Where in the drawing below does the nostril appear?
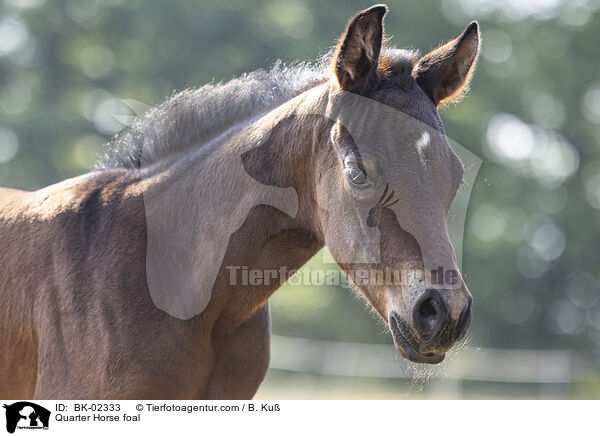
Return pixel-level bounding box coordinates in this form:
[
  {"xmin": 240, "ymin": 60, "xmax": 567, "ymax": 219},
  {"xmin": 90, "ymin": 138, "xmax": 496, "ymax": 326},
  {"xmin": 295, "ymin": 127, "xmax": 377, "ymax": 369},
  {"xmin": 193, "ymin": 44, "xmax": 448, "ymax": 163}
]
[
  {"xmin": 419, "ymin": 298, "xmax": 440, "ymax": 331},
  {"xmin": 459, "ymin": 297, "xmax": 473, "ymax": 331},
  {"xmin": 413, "ymin": 289, "xmax": 448, "ymax": 338}
]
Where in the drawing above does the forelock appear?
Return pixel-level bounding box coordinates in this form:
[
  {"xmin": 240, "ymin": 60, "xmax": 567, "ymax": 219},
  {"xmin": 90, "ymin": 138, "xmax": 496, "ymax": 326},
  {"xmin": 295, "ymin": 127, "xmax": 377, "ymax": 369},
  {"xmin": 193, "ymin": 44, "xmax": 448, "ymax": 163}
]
[{"xmin": 378, "ymin": 48, "xmax": 420, "ymax": 90}]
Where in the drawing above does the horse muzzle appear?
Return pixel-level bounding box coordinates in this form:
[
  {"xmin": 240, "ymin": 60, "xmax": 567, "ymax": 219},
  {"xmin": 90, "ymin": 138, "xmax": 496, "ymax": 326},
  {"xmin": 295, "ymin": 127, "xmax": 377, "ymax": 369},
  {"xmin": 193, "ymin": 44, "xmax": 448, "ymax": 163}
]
[{"xmin": 388, "ymin": 289, "xmax": 473, "ymax": 364}]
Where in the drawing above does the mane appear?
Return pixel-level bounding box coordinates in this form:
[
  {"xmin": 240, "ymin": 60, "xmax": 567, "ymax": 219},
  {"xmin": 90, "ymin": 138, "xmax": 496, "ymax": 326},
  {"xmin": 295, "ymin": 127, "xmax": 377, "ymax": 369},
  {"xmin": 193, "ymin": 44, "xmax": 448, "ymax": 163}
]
[
  {"xmin": 95, "ymin": 48, "xmax": 418, "ymax": 170},
  {"xmin": 96, "ymin": 58, "xmax": 329, "ymax": 170}
]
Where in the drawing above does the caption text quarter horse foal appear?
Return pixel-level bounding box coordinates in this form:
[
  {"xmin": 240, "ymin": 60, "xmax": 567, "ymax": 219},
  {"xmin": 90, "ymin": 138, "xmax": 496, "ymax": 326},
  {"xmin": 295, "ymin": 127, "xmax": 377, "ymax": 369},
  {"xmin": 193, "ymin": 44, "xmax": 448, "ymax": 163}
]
[{"xmin": 0, "ymin": 5, "xmax": 480, "ymax": 399}]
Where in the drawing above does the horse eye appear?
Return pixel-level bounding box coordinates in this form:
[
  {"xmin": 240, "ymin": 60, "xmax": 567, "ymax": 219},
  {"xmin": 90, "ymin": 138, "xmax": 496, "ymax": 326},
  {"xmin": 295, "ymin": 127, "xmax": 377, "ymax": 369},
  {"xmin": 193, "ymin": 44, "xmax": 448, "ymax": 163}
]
[{"xmin": 344, "ymin": 161, "xmax": 369, "ymax": 188}]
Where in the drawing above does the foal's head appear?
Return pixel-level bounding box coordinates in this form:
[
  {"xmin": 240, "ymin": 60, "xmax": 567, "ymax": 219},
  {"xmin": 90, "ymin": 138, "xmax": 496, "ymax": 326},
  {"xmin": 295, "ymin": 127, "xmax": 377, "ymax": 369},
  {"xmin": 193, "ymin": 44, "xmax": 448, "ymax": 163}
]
[{"xmin": 314, "ymin": 5, "xmax": 480, "ymax": 363}]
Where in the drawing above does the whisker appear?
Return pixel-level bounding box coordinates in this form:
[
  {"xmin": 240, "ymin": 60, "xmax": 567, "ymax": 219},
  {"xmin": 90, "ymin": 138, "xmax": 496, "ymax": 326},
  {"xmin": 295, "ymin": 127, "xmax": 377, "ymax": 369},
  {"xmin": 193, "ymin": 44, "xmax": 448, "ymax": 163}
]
[
  {"xmin": 384, "ymin": 198, "xmax": 399, "ymax": 208},
  {"xmin": 383, "ymin": 189, "xmax": 395, "ymax": 205},
  {"xmin": 375, "ymin": 184, "xmax": 389, "ymax": 208}
]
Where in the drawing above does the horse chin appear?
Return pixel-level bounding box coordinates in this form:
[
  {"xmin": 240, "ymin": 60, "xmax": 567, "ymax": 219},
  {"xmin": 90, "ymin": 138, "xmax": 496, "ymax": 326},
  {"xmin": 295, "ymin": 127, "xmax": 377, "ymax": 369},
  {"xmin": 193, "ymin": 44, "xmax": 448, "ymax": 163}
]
[{"xmin": 389, "ymin": 313, "xmax": 445, "ymax": 364}]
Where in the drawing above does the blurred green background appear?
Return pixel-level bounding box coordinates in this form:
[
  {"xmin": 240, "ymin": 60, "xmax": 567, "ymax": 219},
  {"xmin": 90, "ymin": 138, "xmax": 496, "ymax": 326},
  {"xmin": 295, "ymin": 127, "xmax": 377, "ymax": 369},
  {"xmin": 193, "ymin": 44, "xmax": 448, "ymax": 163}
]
[{"xmin": 1, "ymin": 0, "xmax": 599, "ymax": 398}]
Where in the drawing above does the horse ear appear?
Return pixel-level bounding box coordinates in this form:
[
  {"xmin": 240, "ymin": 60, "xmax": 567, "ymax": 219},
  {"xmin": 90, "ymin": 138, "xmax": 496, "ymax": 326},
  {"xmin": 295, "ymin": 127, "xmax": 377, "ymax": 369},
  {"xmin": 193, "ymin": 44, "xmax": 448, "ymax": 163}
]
[
  {"xmin": 413, "ymin": 21, "xmax": 481, "ymax": 107},
  {"xmin": 333, "ymin": 4, "xmax": 387, "ymax": 93}
]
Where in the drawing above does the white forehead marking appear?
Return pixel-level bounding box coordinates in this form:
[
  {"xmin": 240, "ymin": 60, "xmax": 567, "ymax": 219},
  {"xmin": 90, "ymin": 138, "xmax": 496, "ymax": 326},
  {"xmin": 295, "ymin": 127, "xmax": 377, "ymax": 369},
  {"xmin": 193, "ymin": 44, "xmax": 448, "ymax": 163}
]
[
  {"xmin": 415, "ymin": 131, "xmax": 433, "ymax": 167},
  {"xmin": 416, "ymin": 131, "xmax": 431, "ymax": 151}
]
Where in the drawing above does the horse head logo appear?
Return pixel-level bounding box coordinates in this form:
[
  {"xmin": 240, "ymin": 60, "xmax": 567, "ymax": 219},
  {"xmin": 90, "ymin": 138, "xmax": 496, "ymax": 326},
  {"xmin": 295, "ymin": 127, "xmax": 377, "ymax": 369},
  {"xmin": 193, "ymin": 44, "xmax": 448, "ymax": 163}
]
[{"xmin": 3, "ymin": 402, "xmax": 50, "ymax": 434}]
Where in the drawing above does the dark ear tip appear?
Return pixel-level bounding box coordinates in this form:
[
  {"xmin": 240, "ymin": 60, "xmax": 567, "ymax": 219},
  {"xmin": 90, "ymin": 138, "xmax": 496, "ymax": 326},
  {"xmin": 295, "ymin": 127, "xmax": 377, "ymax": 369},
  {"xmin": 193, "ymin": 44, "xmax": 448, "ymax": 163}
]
[
  {"xmin": 464, "ymin": 21, "xmax": 480, "ymax": 37},
  {"xmin": 360, "ymin": 4, "xmax": 388, "ymax": 19}
]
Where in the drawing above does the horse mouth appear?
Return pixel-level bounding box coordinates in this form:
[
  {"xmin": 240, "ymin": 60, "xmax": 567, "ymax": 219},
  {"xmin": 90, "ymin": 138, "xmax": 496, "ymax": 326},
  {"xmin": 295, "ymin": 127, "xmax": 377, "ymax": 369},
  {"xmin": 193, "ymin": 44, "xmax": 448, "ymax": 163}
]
[{"xmin": 389, "ymin": 313, "xmax": 445, "ymax": 364}]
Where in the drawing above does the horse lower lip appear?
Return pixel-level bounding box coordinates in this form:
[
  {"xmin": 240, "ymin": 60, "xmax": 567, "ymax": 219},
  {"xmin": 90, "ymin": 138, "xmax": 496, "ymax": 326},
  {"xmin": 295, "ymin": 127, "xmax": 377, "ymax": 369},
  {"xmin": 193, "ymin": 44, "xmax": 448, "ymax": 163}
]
[{"xmin": 389, "ymin": 315, "xmax": 445, "ymax": 364}]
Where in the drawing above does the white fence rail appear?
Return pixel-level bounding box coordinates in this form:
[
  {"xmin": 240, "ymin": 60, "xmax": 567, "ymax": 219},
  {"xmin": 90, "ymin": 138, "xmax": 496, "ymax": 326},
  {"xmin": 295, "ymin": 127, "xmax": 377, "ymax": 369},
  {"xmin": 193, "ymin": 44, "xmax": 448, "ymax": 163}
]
[{"xmin": 269, "ymin": 335, "xmax": 579, "ymax": 397}]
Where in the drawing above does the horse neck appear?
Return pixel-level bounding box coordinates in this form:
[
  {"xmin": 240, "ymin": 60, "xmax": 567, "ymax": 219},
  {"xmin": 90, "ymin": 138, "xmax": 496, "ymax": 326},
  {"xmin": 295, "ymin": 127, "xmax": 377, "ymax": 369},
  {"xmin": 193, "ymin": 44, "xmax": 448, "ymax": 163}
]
[{"xmin": 139, "ymin": 83, "xmax": 330, "ymax": 324}]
